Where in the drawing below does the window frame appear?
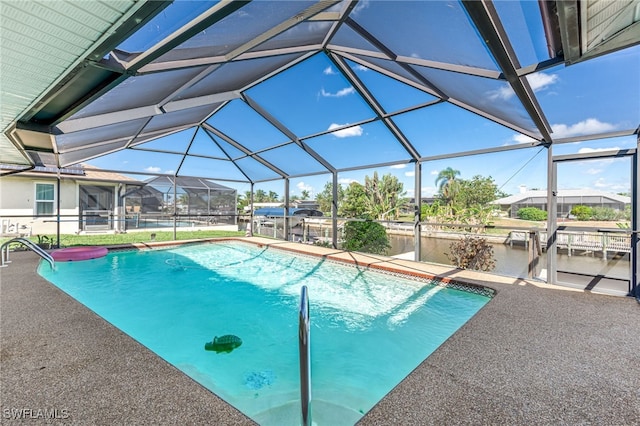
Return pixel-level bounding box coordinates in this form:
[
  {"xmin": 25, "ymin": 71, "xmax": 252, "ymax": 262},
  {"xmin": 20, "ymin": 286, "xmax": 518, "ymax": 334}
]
[{"xmin": 34, "ymin": 182, "xmax": 56, "ymax": 216}]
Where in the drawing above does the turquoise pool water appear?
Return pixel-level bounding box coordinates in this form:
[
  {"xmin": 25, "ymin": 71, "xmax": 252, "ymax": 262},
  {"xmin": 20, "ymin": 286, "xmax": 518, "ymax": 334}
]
[{"xmin": 39, "ymin": 242, "xmax": 491, "ymax": 425}]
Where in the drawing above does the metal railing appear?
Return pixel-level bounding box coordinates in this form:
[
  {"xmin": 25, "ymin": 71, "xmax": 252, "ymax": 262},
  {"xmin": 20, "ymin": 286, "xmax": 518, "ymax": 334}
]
[
  {"xmin": 299, "ymin": 285, "xmax": 311, "ymax": 426},
  {"xmin": 539, "ymin": 230, "xmax": 632, "ymax": 255},
  {"xmin": 1, "ymin": 237, "xmax": 55, "ymax": 270}
]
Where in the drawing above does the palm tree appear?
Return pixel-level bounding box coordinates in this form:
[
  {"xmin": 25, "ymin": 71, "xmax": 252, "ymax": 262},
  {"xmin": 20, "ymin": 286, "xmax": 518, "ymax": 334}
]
[
  {"xmin": 237, "ymin": 191, "xmax": 253, "ymax": 212},
  {"xmin": 363, "ymin": 172, "xmax": 406, "ymax": 220},
  {"xmin": 267, "ymin": 191, "xmax": 279, "ymax": 202},
  {"xmin": 254, "ymin": 189, "xmax": 267, "ymax": 202},
  {"xmin": 435, "ymin": 167, "xmax": 460, "ymax": 207}
]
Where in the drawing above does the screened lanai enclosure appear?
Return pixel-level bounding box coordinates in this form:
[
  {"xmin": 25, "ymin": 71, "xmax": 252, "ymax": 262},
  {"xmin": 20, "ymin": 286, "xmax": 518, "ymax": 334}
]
[
  {"xmin": 123, "ymin": 176, "xmax": 237, "ymax": 230},
  {"xmin": 0, "ymin": 0, "xmax": 638, "ymax": 297}
]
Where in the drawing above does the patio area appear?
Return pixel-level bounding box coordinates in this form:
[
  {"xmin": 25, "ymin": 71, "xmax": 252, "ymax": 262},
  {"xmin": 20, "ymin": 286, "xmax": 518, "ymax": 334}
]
[{"xmin": 2, "ymin": 239, "xmax": 639, "ymax": 424}]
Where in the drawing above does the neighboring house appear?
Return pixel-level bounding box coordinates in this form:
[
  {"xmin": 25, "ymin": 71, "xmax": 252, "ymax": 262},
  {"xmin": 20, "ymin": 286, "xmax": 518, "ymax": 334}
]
[
  {"xmin": 0, "ymin": 164, "xmax": 141, "ymax": 236},
  {"xmin": 251, "ymin": 202, "xmax": 283, "ymax": 209},
  {"xmin": 291, "ymin": 200, "xmax": 319, "ymax": 210},
  {"xmin": 122, "ymin": 176, "xmax": 238, "ymax": 227},
  {"xmin": 492, "ymin": 189, "xmax": 631, "ymax": 218}
]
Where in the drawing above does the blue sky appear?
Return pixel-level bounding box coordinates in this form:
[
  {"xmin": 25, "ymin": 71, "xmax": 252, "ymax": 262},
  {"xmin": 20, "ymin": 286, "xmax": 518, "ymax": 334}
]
[{"xmin": 87, "ymin": 2, "xmax": 639, "ymax": 202}]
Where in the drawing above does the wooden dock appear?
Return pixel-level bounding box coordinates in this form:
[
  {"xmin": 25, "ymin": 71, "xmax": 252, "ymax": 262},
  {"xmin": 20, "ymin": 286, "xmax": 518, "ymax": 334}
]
[{"xmin": 531, "ymin": 231, "xmax": 631, "ymax": 256}]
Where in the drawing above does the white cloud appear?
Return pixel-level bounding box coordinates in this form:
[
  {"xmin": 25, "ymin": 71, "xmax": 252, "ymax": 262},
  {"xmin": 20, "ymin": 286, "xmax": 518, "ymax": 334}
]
[
  {"xmin": 421, "ymin": 186, "xmax": 437, "ymax": 196},
  {"xmin": 328, "ymin": 123, "xmax": 364, "ymax": 138},
  {"xmin": 405, "ymin": 171, "xmax": 415, "ymax": 177},
  {"xmin": 390, "ymin": 164, "xmax": 407, "ymax": 169},
  {"xmin": 338, "ymin": 178, "xmax": 358, "ymax": 185},
  {"xmin": 353, "ymin": 64, "xmax": 368, "ymax": 72},
  {"xmin": 576, "ymin": 173, "xmax": 628, "ymax": 192},
  {"xmin": 488, "ymin": 85, "xmax": 516, "ymax": 101},
  {"xmin": 511, "ymin": 133, "xmax": 537, "ymax": 144},
  {"xmin": 430, "ymin": 170, "xmax": 439, "ymax": 175},
  {"xmin": 593, "ymin": 178, "xmax": 609, "ymax": 188},
  {"xmin": 296, "ymin": 181, "xmax": 312, "ymax": 192},
  {"xmin": 577, "ymin": 146, "xmax": 622, "ymax": 154},
  {"xmin": 551, "ymin": 118, "xmax": 616, "ymax": 138},
  {"xmin": 510, "ymin": 119, "xmax": 618, "ymax": 144},
  {"xmin": 488, "ymin": 71, "xmax": 558, "ymax": 101},
  {"xmin": 320, "ymin": 87, "xmax": 355, "ymax": 97},
  {"xmin": 352, "ymin": 0, "xmax": 370, "ymax": 15},
  {"xmin": 573, "ymin": 147, "xmax": 624, "ymax": 167},
  {"xmin": 528, "ymin": 72, "xmax": 559, "ymax": 92},
  {"xmin": 144, "ymin": 166, "xmax": 161, "ymax": 173},
  {"xmin": 165, "ymin": 170, "xmax": 175, "ymax": 175},
  {"xmin": 586, "ymin": 168, "xmax": 603, "ymax": 175},
  {"xmin": 323, "ymin": 66, "xmax": 337, "ymax": 75}
]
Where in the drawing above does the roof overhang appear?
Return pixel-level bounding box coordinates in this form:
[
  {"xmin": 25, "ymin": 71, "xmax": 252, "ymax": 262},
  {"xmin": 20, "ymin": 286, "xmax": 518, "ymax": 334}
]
[
  {"xmin": 0, "ymin": 0, "xmax": 169, "ymax": 166},
  {"xmin": 558, "ymin": 0, "xmax": 640, "ymax": 64}
]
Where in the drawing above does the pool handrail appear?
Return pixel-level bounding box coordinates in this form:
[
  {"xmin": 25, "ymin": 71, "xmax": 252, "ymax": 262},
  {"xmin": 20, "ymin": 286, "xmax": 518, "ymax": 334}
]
[
  {"xmin": 1, "ymin": 237, "xmax": 55, "ymax": 270},
  {"xmin": 299, "ymin": 285, "xmax": 311, "ymax": 426}
]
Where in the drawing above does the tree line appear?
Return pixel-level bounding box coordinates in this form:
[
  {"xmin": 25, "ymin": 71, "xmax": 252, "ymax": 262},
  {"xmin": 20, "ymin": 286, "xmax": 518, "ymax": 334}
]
[
  {"xmin": 240, "ymin": 168, "xmax": 507, "ymax": 264},
  {"xmin": 316, "ymin": 168, "xmax": 506, "ymax": 223},
  {"xmin": 239, "ymin": 168, "xmax": 507, "ymax": 223}
]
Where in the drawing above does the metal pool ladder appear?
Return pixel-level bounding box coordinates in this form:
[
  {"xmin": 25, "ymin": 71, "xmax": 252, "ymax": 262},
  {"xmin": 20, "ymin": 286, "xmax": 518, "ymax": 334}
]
[
  {"xmin": 1, "ymin": 237, "xmax": 55, "ymax": 270},
  {"xmin": 299, "ymin": 285, "xmax": 311, "ymax": 426}
]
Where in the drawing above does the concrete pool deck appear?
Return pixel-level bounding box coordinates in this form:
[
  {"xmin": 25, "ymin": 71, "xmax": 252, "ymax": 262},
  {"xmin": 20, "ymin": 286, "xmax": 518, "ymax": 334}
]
[{"xmin": 1, "ymin": 237, "xmax": 639, "ymax": 424}]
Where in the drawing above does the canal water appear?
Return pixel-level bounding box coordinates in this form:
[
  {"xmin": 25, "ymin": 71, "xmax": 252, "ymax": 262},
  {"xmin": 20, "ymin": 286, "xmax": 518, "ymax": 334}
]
[
  {"xmin": 254, "ymin": 222, "xmax": 630, "ymax": 293},
  {"xmin": 387, "ymin": 234, "xmax": 630, "ymax": 283}
]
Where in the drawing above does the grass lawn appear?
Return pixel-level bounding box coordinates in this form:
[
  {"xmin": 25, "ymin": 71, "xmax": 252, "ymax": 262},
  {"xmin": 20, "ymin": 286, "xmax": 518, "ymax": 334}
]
[
  {"xmin": 2, "ymin": 230, "xmax": 245, "ymax": 248},
  {"xmin": 483, "ymin": 217, "xmax": 545, "ymax": 235}
]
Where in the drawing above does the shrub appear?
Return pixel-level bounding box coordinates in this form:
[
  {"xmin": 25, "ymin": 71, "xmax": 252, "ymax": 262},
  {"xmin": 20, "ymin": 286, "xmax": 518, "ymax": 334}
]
[
  {"xmin": 342, "ymin": 220, "xmax": 390, "ymax": 255},
  {"xmin": 570, "ymin": 205, "xmax": 592, "ymax": 221},
  {"xmin": 516, "ymin": 207, "xmax": 547, "ymax": 221},
  {"xmin": 591, "ymin": 207, "xmax": 620, "ymax": 221},
  {"xmin": 446, "ymin": 235, "xmax": 496, "ymax": 272}
]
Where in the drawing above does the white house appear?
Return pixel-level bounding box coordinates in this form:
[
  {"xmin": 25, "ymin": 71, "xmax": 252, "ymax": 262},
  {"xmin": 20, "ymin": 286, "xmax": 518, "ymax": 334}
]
[
  {"xmin": 492, "ymin": 188, "xmax": 631, "ymax": 219},
  {"xmin": 0, "ymin": 164, "xmax": 141, "ymax": 236}
]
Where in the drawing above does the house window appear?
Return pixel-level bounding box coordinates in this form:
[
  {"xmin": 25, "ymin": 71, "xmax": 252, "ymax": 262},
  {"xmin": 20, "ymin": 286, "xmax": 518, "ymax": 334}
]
[{"xmin": 35, "ymin": 183, "xmax": 55, "ymax": 215}]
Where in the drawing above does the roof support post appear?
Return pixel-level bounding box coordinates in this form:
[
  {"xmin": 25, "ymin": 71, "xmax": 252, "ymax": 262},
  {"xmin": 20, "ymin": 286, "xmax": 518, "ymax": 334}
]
[
  {"xmin": 119, "ymin": 183, "xmax": 128, "ymax": 234},
  {"xmin": 332, "ymin": 172, "xmax": 338, "ymax": 249},
  {"xmin": 173, "ymin": 176, "xmax": 177, "ymax": 241},
  {"xmin": 414, "ymin": 161, "xmax": 422, "ymax": 262},
  {"xmin": 631, "ymin": 142, "xmax": 639, "ymax": 298},
  {"xmin": 284, "ymin": 178, "xmax": 290, "ymax": 242},
  {"xmin": 247, "ymin": 183, "xmax": 255, "ymax": 237},
  {"xmin": 234, "ymin": 190, "xmax": 238, "ymax": 227},
  {"xmin": 546, "ymin": 145, "xmax": 557, "ymax": 284}
]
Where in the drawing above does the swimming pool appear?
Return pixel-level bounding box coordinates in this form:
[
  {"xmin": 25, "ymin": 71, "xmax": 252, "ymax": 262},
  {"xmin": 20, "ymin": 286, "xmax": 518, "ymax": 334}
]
[{"xmin": 39, "ymin": 241, "xmax": 492, "ymax": 425}]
